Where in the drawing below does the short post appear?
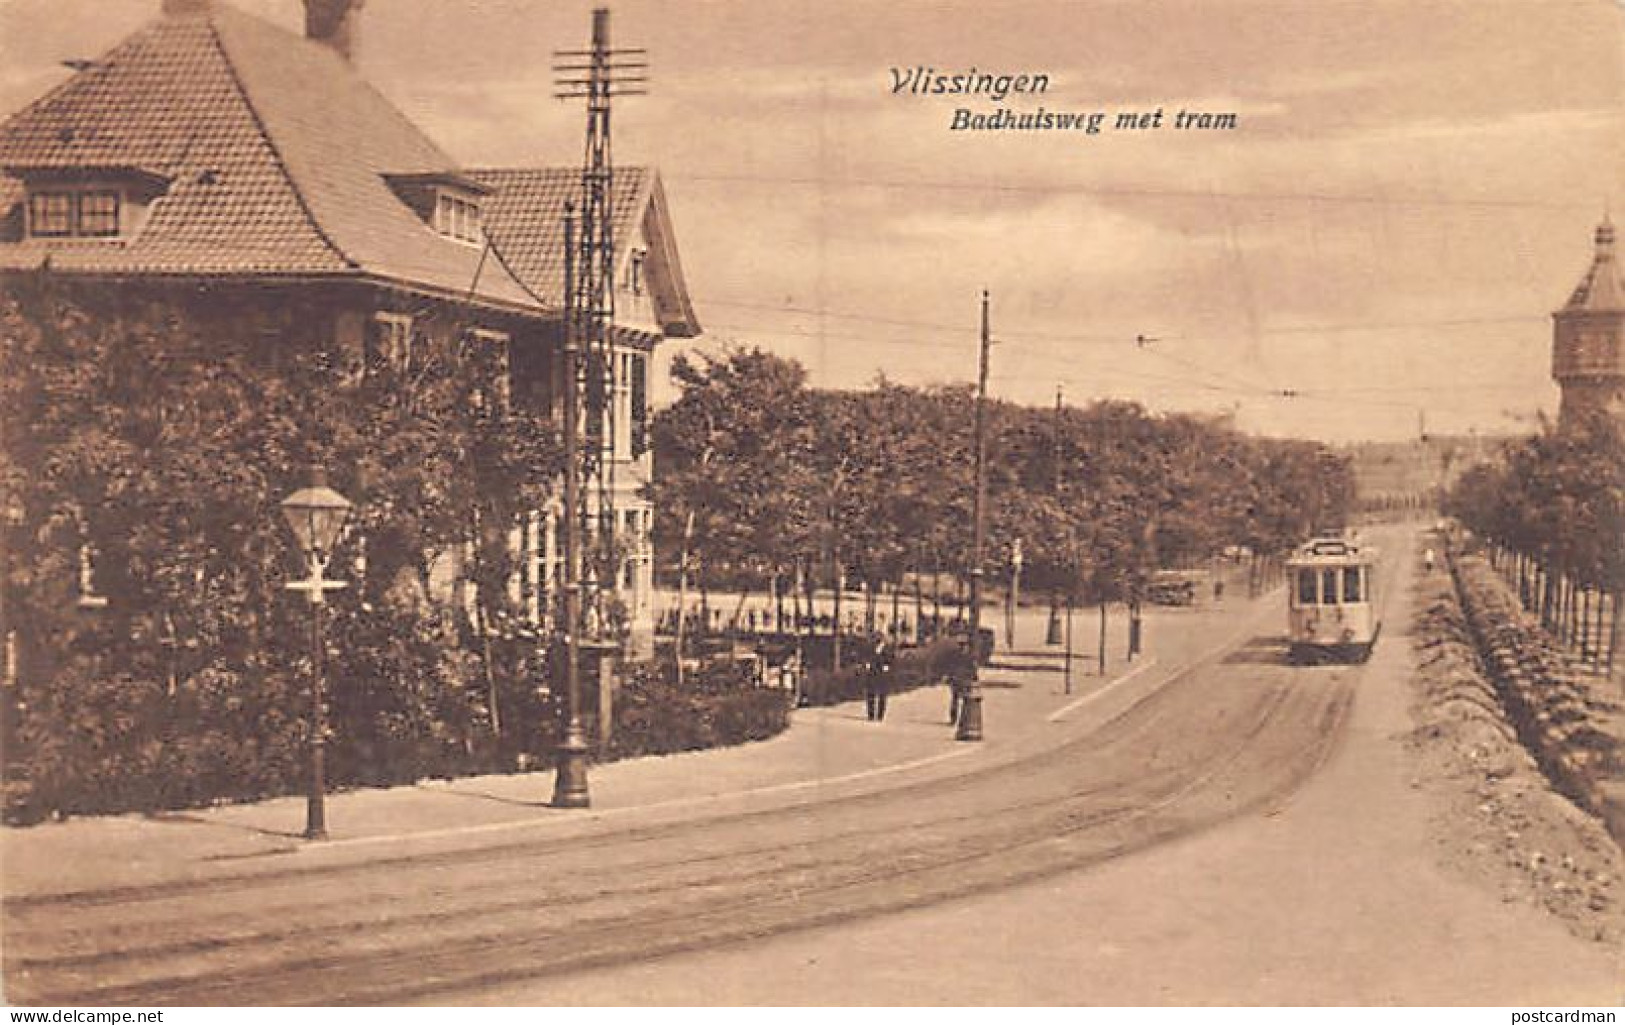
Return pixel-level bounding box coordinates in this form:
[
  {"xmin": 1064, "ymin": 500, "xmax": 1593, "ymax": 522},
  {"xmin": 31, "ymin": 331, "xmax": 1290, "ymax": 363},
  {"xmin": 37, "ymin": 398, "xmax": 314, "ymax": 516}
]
[{"xmin": 1063, "ymin": 594, "xmax": 1073, "ymax": 695}]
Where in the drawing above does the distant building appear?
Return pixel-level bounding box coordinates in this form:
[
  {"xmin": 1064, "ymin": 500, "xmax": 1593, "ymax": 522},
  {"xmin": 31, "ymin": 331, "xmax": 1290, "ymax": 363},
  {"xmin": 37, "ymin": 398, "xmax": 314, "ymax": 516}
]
[{"xmin": 1552, "ymin": 217, "xmax": 1625, "ymax": 428}]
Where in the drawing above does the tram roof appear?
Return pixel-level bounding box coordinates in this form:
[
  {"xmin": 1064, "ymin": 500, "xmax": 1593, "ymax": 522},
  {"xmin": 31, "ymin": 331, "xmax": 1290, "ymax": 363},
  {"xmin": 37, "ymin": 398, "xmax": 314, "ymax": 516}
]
[{"xmin": 1286, "ymin": 537, "xmax": 1377, "ymax": 566}]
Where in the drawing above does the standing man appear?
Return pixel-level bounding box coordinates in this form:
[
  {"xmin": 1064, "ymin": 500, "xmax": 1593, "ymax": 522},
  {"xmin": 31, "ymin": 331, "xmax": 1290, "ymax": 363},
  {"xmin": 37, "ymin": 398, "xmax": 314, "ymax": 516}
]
[{"xmin": 865, "ymin": 636, "xmax": 894, "ymax": 722}]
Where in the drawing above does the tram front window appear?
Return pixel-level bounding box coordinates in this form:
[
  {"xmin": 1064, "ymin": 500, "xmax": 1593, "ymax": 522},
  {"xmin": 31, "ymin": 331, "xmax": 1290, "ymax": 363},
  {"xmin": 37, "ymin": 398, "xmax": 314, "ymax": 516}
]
[
  {"xmin": 1297, "ymin": 569, "xmax": 1318, "ymax": 605},
  {"xmin": 1321, "ymin": 568, "xmax": 1340, "ymax": 605},
  {"xmin": 1343, "ymin": 567, "xmax": 1362, "ymax": 603}
]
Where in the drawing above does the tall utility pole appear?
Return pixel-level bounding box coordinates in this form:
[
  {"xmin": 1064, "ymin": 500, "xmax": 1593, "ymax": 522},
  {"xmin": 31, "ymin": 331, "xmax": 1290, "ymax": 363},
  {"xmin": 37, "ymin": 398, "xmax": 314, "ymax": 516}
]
[
  {"xmin": 957, "ymin": 290, "xmax": 991, "ymax": 742},
  {"xmin": 1057, "ymin": 384, "xmax": 1073, "ymax": 695},
  {"xmin": 550, "ymin": 8, "xmax": 646, "ymax": 809},
  {"xmin": 554, "ymin": 8, "xmax": 647, "ymax": 636},
  {"xmin": 1046, "ymin": 384, "xmax": 1064, "ymax": 646}
]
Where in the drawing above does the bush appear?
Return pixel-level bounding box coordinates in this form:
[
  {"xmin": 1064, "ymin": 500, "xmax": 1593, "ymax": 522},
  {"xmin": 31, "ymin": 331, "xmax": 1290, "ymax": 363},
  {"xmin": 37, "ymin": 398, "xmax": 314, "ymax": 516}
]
[
  {"xmin": 606, "ymin": 658, "xmax": 792, "ymax": 761},
  {"xmin": 800, "ymin": 637, "xmax": 967, "ymax": 707}
]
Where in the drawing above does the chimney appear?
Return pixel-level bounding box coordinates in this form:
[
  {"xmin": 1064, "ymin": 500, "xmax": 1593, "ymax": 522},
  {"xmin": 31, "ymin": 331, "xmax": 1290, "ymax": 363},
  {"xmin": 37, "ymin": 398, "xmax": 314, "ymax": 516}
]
[
  {"xmin": 303, "ymin": 0, "xmax": 365, "ymax": 61},
  {"xmin": 162, "ymin": 0, "xmax": 212, "ymax": 15}
]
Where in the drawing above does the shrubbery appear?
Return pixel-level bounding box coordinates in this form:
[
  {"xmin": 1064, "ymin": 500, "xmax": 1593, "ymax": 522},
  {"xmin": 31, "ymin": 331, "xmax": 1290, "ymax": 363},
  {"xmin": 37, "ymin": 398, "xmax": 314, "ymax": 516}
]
[
  {"xmin": 605, "ymin": 658, "xmax": 792, "ymax": 761},
  {"xmin": 799, "ymin": 637, "xmax": 967, "ymax": 707},
  {"xmin": 1, "ymin": 280, "xmax": 566, "ymax": 823}
]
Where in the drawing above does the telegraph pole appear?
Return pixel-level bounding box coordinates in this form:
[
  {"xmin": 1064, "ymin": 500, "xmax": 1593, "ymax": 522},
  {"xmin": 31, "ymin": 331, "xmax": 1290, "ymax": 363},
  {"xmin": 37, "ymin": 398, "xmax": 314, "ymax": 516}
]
[
  {"xmin": 1057, "ymin": 385, "xmax": 1073, "ymax": 694},
  {"xmin": 553, "ymin": 7, "xmax": 647, "ymax": 638},
  {"xmin": 957, "ymin": 290, "xmax": 991, "ymax": 742},
  {"xmin": 1046, "ymin": 384, "xmax": 1064, "ymax": 646}
]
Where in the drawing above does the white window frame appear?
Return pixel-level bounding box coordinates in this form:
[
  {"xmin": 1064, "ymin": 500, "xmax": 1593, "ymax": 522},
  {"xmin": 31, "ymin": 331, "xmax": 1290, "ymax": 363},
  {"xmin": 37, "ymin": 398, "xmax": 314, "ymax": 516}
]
[
  {"xmin": 613, "ymin": 349, "xmax": 634, "ymax": 457},
  {"xmin": 371, "ymin": 312, "xmax": 414, "ymax": 373},
  {"xmin": 626, "ymin": 248, "xmax": 646, "ymax": 295},
  {"xmin": 433, "ymin": 191, "xmax": 482, "ymax": 245}
]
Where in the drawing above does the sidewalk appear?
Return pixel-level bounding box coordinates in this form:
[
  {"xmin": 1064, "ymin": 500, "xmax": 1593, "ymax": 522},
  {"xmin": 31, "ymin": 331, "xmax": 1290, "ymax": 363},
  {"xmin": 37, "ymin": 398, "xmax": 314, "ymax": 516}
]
[{"xmin": 1, "ymin": 593, "xmax": 1277, "ymax": 903}]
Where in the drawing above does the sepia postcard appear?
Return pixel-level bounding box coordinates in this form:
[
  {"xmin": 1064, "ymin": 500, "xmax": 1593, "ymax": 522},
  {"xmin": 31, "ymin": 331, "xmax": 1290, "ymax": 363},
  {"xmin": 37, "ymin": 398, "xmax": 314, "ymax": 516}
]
[{"xmin": 0, "ymin": 0, "xmax": 1621, "ymax": 1009}]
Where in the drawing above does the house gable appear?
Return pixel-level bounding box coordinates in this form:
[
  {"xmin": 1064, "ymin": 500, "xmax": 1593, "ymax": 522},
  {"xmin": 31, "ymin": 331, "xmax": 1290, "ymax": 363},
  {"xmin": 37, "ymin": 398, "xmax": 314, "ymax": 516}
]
[{"xmin": 470, "ymin": 166, "xmax": 701, "ymax": 339}]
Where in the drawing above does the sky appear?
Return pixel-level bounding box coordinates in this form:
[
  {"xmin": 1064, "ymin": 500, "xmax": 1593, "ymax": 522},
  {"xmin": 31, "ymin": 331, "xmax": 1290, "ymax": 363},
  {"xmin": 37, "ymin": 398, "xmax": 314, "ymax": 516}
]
[{"xmin": 2, "ymin": 0, "xmax": 1622, "ymax": 442}]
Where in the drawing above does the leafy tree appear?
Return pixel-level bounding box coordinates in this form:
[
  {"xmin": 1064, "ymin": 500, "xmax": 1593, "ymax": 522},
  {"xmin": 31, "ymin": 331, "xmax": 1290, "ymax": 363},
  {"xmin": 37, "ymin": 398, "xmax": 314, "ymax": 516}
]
[{"xmin": 1, "ymin": 273, "xmax": 564, "ymax": 817}]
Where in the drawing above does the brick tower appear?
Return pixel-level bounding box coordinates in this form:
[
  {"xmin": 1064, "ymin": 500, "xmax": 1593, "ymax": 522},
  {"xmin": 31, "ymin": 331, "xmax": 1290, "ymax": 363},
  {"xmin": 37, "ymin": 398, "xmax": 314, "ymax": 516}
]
[{"xmin": 1552, "ymin": 217, "xmax": 1625, "ymax": 428}]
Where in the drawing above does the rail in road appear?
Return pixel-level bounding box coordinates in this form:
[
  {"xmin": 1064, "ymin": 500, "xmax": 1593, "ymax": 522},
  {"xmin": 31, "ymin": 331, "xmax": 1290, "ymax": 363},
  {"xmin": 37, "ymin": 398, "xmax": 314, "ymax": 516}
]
[{"xmin": 3, "ymin": 539, "xmax": 1409, "ymax": 1005}]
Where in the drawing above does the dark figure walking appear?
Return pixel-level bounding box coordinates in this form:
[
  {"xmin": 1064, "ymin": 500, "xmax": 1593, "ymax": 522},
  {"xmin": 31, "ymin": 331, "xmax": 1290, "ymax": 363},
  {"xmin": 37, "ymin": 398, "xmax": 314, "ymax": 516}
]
[{"xmin": 865, "ymin": 637, "xmax": 894, "ymax": 721}]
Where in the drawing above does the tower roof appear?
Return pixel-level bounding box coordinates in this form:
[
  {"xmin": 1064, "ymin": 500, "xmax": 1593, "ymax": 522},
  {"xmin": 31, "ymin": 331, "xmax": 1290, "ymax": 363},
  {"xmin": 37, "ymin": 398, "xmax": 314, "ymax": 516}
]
[{"xmin": 1562, "ymin": 216, "xmax": 1625, "ymax": 312}]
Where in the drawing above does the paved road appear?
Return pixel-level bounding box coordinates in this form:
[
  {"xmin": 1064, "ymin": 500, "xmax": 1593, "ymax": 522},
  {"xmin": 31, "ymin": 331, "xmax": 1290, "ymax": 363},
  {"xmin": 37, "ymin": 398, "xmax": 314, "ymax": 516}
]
[{"xmin": 4, "ymin": 559, "xmax": 1360, "ymax": 1005}]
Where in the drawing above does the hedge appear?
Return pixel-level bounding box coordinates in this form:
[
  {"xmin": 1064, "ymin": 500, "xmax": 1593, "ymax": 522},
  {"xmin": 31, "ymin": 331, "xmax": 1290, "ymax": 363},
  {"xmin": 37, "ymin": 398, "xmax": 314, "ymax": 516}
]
[
  {"xmin": 799, "ymin": 637, "xmax": 969, "ymax": 707},
  {"xmin": 604, "ymin": 657, "xmax": 793, "ymax": 761},
  {"xmin": 6, "ymin": 633, "xmax": 794, "ymax": 824}
]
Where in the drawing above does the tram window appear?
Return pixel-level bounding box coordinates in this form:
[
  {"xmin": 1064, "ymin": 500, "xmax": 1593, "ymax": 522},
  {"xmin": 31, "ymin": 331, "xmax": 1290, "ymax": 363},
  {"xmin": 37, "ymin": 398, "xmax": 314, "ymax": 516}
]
[
  {"xmin": 1321, "ymin": 568, "xmax": 1340, "ymax": 605},
  {"xmin": 1343, "ymin": 567, "xmax": 1362, "ymax": 603},
  {"xmin": 1297, "ymin": 569, "xmax": 1318, "ymax": 605}
]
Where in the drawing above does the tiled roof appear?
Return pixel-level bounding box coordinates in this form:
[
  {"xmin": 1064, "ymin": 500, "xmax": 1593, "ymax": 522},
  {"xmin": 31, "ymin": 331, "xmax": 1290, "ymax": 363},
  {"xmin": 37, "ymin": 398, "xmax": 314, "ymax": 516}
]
[
  {"xmin": 1564, "ymin": 218, "xmax": 1624, "ymax": 312},
  {"xmin": 470, "ymin": 166, "xmax": 651, "ymax": 307},
  {"xmin": 0, "ymin": 3, "xmax": 534, "ymax": 309},
  {"xmin": 0, "ymin": 12, "xmax": 341, "ymax": 275},
  {"xmin": 473, "ymin": 167, "xmax": 699, "ymax": 335}
]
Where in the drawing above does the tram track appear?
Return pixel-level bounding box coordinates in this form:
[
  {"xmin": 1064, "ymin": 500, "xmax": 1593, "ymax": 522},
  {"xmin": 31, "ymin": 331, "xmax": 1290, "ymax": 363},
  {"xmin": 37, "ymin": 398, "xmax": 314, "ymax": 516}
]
[{"xmin": 5, "ymin": 649, "xmax": 1356, "ymax": 1005}]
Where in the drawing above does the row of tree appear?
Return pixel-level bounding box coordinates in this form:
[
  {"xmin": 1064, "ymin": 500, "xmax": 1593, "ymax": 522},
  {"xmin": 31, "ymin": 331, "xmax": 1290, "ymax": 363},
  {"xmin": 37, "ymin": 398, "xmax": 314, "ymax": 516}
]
[
  {"xmin": 1444, "ymin": 413, "xmax": 1624, "ymax": 666},
  {"xmin": 1446, "ymin": 413, "xmax": 1624, "ymax": 591},
  {"xmin": 0, "ymin": 278, "xmax": 1356, "ymax": 816},
  {"xmin": 648, "ymin": 348, "xmax": 1356, "ymax": 628}
]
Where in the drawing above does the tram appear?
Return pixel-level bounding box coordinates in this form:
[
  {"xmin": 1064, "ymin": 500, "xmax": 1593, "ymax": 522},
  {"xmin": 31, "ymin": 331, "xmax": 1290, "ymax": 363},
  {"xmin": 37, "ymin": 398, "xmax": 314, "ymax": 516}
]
[{"xmin": 1286, "ymin": 535, "xmax": 1380, "ymax": 664}]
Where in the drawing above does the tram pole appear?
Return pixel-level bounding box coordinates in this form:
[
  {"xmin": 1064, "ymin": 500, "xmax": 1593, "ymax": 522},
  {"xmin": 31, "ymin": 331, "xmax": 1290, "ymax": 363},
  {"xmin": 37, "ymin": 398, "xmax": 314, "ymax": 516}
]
[{"xmin": 956, "ymin": 290, "xmax": 991, "ymax": 742}]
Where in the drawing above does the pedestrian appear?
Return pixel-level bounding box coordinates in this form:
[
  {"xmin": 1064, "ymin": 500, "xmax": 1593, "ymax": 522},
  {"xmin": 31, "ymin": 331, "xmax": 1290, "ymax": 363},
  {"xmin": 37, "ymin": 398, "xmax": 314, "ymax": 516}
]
[
  {"xmin": 945, "ymin": 643, "xmax": 973, "ymax": 725},
  {"xmin": 1424, "ymin": 547, "xmax": 1436, "ymax": 573},
  {"xmin": 865, "ymin": 636, "xmax": 894, "ymax": 722}
]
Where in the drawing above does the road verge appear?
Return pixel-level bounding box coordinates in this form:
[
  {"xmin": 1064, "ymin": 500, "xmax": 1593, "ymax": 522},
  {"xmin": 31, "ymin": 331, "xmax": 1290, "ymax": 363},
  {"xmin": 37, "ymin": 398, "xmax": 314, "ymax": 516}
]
[{"xmin": 1409, "ymin": 546, "xmax": 1624, "ymax": 944}]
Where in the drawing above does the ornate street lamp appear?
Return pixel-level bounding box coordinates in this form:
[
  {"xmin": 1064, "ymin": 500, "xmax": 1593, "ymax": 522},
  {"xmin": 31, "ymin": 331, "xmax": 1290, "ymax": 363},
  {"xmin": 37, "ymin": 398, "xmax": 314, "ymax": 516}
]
[
  {"xmin": 552, "ymin": 203, "xmax": 591, "ymax": 808},
  {"xmin": 281, "ymin": 470, "xmax": 352, "ymax": 840}
]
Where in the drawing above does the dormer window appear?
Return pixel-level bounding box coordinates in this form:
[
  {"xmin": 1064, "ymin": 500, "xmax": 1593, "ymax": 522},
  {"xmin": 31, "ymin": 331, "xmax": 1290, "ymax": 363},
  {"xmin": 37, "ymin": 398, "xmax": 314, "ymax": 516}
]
[
  {"xmin": 9, "ymin": 166, "xmax": 169, "ymax": 241},
  {"xmin": 381, "ymin": 171, "xmax": 491, "ymax": 246},
  {"xmin": 434, "ymin": 192, "xmax": 482, "ymax": 244},
  {"xmin": 27, "ymin": 187, "xmax": 120, "ymax": 238}
]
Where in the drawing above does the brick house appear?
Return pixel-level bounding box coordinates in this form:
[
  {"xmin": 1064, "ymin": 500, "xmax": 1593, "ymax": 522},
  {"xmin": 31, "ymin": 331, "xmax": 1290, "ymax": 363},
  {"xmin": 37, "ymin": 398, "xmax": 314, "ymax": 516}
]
[{"xmin": 0, "ymin": 0, "xmax": 700, "ymax": 649}]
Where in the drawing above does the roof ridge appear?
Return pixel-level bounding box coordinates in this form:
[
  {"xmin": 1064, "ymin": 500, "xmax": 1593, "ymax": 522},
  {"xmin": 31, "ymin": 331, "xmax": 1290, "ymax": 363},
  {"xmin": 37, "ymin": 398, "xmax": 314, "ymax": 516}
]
[{"xmin": 204, "ymin": 7, "xmax": 355, "ymax": 270}]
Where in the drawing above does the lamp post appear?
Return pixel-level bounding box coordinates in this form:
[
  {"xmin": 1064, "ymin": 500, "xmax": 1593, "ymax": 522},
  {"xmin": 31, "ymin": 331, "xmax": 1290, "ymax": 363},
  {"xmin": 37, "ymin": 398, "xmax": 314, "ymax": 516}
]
[
  {"xmin": 281, "ymin": 470, "xmax": 352, "ymax": 841},
  {"xmin": 1005, "ymin": 538, "xmax": 1022, "ymax": 650},
  {"xmin": 552, "ymin": 202, "xmax": 591, "ymax": 809}
]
